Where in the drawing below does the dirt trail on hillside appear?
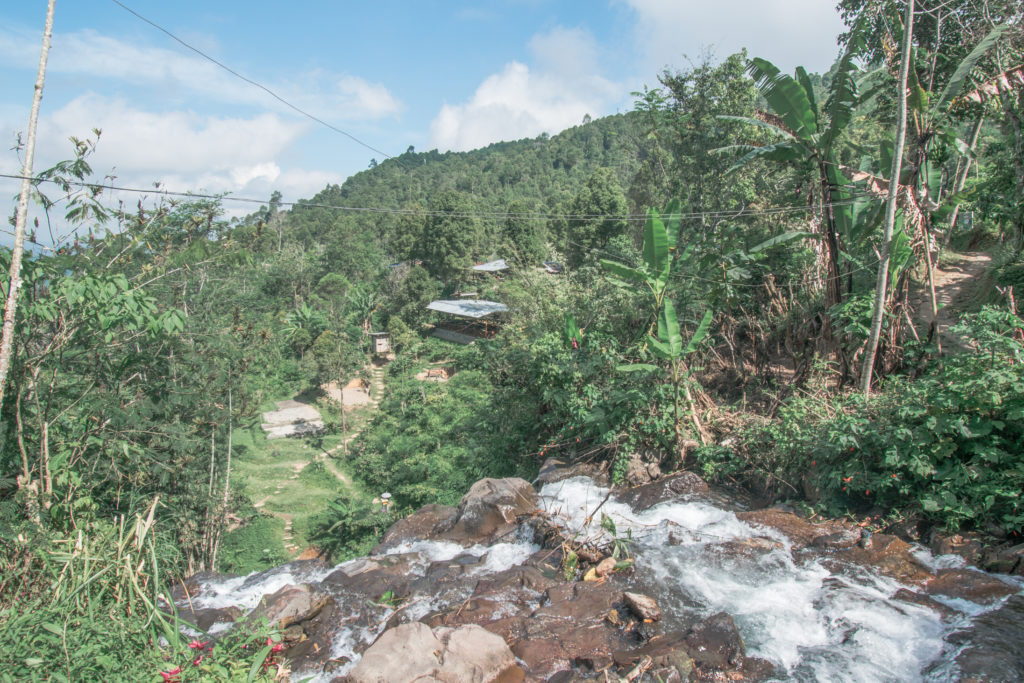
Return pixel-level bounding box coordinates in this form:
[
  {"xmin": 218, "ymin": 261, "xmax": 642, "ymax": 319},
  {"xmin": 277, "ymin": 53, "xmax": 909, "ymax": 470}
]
[{"xmin": 910, "ymin": 251, "xmax": 990, "ymax": 351}]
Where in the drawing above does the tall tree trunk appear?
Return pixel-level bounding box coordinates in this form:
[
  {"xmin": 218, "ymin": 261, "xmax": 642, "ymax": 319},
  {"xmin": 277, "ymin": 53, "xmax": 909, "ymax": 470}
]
[
  {"xmin": 943, "ymin": 115, "xmax": 984, "ymax": 245},
  {"xmin": 861, "ymin": 0, "xmax": 915, "ymax": 395},
  {"xmin": 0, "ymin": 0, "xmax": 56, "ymax": 415}
]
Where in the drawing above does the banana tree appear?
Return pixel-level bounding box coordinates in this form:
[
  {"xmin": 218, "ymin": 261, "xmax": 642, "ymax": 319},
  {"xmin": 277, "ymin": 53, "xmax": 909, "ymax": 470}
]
[
  {"xmin": 599, "ymin": 200, "xmax": 683, "ymax": 335},
  {"xmin": 715, "ymin": 30, "xmax": 866, "ymax": 308},
  {"xmin": 629, "ymin": 301, "xmax": 713, "ymax": 463}
]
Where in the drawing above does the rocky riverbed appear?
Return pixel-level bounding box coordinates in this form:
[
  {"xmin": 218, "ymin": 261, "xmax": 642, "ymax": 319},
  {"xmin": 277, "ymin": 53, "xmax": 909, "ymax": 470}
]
[{"xmin": 172, "ymin": 462, "xmax": 1024, "ymax": 682}]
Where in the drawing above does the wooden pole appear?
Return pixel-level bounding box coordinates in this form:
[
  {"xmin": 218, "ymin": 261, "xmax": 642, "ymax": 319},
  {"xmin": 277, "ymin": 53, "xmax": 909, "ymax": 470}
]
[{"xmin": 0, "ymin": 0, "xmax": 56, "ymax": 415}]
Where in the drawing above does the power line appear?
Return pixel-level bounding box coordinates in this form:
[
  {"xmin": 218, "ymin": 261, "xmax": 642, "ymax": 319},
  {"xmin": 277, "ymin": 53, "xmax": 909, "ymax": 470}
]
[
  {"xmin": 108, "ymin": 0, "xmax": 395, "ymax": 161},
  {"xmin": 0, "ymin": 172, "xmax": 881, "ymax": 224}
]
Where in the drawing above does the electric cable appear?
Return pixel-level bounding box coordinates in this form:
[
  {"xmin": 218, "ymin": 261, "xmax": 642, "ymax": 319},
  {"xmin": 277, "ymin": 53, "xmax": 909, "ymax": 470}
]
[{"xmin": 108, "ymin": 0, "xmax": 395, "ymax": 161}]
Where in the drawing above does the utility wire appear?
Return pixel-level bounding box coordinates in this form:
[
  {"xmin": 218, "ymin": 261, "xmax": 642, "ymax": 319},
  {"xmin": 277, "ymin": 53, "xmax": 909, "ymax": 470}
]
[
  {"xmin": 108, "ymin": 0, "xmax": 395, "ymax": 161},
  {"xmin": 0, "ymin": 172, "xmax": 882, "ymax": 224}
]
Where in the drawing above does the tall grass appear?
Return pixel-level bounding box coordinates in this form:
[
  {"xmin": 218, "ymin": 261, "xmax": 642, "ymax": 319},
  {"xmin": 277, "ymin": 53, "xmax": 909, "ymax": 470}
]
[{"xmin": 0, "ymin": 498, "xmax": 282, "ymax": 682}]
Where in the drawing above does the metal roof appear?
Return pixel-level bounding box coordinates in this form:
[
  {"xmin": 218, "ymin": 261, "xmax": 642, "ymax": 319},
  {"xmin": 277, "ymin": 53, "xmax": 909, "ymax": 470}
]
[
  {"xmin": 427, "ymin": 299, "xmax": 509, "ymax": 318},
  {"xmin": 472, "ymin": 259, "xmax": 508, "ymax": 272}
]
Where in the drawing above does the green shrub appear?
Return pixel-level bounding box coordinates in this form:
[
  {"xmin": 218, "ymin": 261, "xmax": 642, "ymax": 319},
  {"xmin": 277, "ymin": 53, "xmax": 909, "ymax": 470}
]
[
  {"xmin": 732, "ymin": 306, "xmax": 1024, "ymax": 534},
  {"xmin": 218, "ymin": 514, "xmax": 290, "ymax": 575},
  {"xmin": 0, "ymin": 512, "xmax": 281, "ymax": 681}
]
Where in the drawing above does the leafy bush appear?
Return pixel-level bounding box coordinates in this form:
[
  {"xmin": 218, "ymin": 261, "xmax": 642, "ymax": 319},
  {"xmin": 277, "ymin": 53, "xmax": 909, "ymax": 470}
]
[
  {"xmin": 733, "ymin": 306, "xmax": 1024, "ymax": 534},
  {"xmin": 309, "ymin": 495, "xmax": 391, "ymax": 561},
  {"xmin": 218, "ymin": 514, "xmax": 290, "ymax": 575}
]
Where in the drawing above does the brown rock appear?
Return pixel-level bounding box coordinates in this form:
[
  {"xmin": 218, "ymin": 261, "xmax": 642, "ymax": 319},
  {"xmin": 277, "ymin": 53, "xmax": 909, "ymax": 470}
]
[
  {"xmin": 737, "ymin": 508, "xmax": 845, "ymax": 550},
  {"xmin": 296, "ymin": 545, "xmax": 329, "ymax": 561},
  {"xmin": 810, "ymin": 530, "xmax": 860, "ymax": 550},
  {"xmin": 929, "ymin": 532, "xmax": 984, "ymax": 565},
  {"xmin": 623, "ymin": 592, "xmax": 661, "ymax": 621},
  {"xmin": 683, "ymin": 612, "xmax": 745, "ymax": 669},
  {"xmin": 439, "ymin": 478, "xmax": 539, "ymax": 545},
  {"xmin": 372, "ymin": 503, "xmax": 458, "ymax": 553},
  {"xmin": 348, "ymin": 622, "xmax": 516, "ymax": 683},
  {"xmin": 613, "ymin": 631, "xmax": 693, "ymax": 680},
  {"xmin": 891, "ymin": 588, "xmax": 956, "ymax": 618},
  {"xmin": 619, "ymin": 471, "xmax": 711, "ymax": 511},
  {"xmin": 924, "ymin": 568, "xmax": 1017, "ymax": 604},
  {"xmin": 828, "ymin": 534, "xmax": 934, "ymax": 585},
  {"xmin": 245, "ymin": 583, "xmax": 330, "ymax": 629},
  {"xmin": 595, "ymin": 557, "xmax": 617, "ymax": 577},
  {"xmin": 535, "ymin": 458, "xmax": 609, "ymax": 487}
]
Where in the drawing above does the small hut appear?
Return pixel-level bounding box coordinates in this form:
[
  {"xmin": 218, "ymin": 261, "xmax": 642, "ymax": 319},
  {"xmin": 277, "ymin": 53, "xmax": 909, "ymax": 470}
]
[
  {"xmin": 427, "ymin": 299, "xmax": 509, "ymax": 344},
  {"xmin": 369, "ymin": 331, "xmax": 391, "ymax": 354}
]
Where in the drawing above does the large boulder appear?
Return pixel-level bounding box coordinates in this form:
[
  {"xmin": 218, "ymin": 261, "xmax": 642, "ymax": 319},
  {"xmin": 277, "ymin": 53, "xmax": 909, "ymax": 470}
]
[
  {"xmin": 372, "ymin": 504, "xmax": 458, "ymax": 554},
  {"xmin": 439, "ymin": 478, "xmax": 538, "ymax": 545},
  {"xmin": 535, "ymin": 458, "xmax": 609, "ymax": 487},
  {"xmin": 619, "ymin": 471, "xmax": 710, "ymax": 511},
  {"xmin": 346, "ymin": 622, "xmax": 518, "ymax": 683},
  {"xmin": 245, "ymin": 583, "xmax": 330, "ymax": 629},
  {"xmin": 924, "ymin": 568, "xmax": 1017, "ymax": 604},
  {"xmin": 683, "ymin": 611, "xmax": 746, "ymax": 670}
]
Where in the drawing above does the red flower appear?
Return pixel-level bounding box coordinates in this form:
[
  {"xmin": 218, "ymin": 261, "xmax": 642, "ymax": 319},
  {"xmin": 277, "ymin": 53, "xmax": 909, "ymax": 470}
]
[
  {"xmin": 188, "ymin": 639, "xmax": 209, "ymax": 650},
  {"xmin": 159, "ymin": 666, "xmax": 182, "ymax": 682},
  {"xmin": 842, "ymin": 476, "xmax": 852, "ymax": 483},
  {"xmin": 192, "ymin": 654, "xmax": 204, "ymax": 666}
]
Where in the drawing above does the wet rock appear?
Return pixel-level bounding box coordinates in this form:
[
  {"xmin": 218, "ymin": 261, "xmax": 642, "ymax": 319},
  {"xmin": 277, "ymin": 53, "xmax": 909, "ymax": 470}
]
[
  {"xmin": 683, "ymin": 612, "xmax": 745, "ymax": 669},
  {"xmin": 613, "ymin": 631, "xmax": 693, "ymax": 680},
  {"xmin": 473, "ymin": 564, "xmax": 559, "ymax": 603},
  {"xmin": 245, "ymin": 583, "xmax": 330, "ymax": 629},
  {"xmin": 176, "ymin": 604, "xmax": 242, "ymax": 632},
  {"xmin": 924, "ymin": 568, "xmax": 1017, "ymax": 604},
  {"xmin": 347, "ymin": 622, "xmax": 516, "ymax": 683},
  {"xmin": 535, "ymin": 458, "xmax": 609, "ymax": 487},
  {"xmin": 930, "ymin": 532, "xmax": 984, "ymax": 565},
  {"xmin": 625, "ymin": 452, "xmax": 662, "ymax": 487},
  {"xmin": 980, "ymin": 542, "xmax": 1024, "ymax": 575},
  {"xmin": 811, "ymin": 529, "xmax": 860, "ymax": 550},
  {"xmin": 439, "ymin": 478, "xmax": 539, "ymax": 545},
  {"xmin": 737, "ymin": 508, "xmax": 845, "ymax": 550},
  {"xmin": 828, "ymin": 534, "xmax": 934, "ymax": 585},
  {"xmin": 322, "ymin": 553, "xmax": 418, "ymax": 599},
  {"xmin": 623, "ymin": 592, "xmax": 661, "ymax": 621},
  {"xmin": 537, "ymin": 580, "xmax": 622, "ymax": 621},
  {"xmin": 372, "ymin": 504, "xmax": 458, "ymax": 553},
  {"xmin": 892, "ymin": 588, "xmax": 956, "ymax": 619},
  {"xmin": 951, "ymin": 594, "xmax": 1024, "ymax": 682},
  {"xmin": 281, "ymin": 600, "xmax": 343, "ymax": 675},
  {"xmin": 618, "ymin": 471, "xmax": 710, "ymax": 511},
  {"xmin": 171, "ymin": 570, "xmax": 238, "ymax": 602}
]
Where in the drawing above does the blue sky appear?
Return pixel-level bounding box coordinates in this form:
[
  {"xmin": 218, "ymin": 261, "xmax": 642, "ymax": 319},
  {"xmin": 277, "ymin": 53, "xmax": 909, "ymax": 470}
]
[{"xmin": 1, "ymin": 1, "xmax": 847, "ymax": 224}]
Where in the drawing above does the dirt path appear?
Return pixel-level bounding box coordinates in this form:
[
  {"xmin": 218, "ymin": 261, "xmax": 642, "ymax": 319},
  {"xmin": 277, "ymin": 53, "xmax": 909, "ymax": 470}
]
[
  {"xmin": 249, "ymin": 362, "xmax": 388, "ymax": 557},
  {"xmin": 911, "ymin": 251, "xmax": 991, "ymax": 350}
]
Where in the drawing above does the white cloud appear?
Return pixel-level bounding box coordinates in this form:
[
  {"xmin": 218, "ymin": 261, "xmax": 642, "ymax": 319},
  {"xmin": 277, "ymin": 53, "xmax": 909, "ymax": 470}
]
[
  {"xmin": 0, "ymin": 25, "xmax": 402, "ymax": 121},
  {"xmin": 0, "ymin": 94, "xmax": 343, "ymax": 227},
  {"xmin": 429, "ymin": 27, "xmax": 621, "ymax": 152},
  {"xmin": 620, "ymin": 0, "xmax": 846, "ymax": 75}
]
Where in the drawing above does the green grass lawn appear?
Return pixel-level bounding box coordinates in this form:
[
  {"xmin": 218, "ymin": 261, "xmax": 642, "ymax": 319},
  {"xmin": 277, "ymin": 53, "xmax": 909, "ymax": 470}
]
[{"xmin": 228, "ymin": 411, "xmax": 366, "ymax": 561}]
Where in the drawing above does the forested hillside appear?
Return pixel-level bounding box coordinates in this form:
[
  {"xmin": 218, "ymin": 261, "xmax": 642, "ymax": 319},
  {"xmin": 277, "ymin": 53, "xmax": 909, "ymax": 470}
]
[{"xmin": 3, "ymin": 1, "xmax": 1024, "ymax": 679}]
